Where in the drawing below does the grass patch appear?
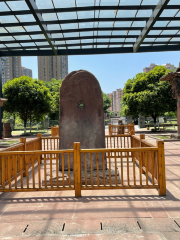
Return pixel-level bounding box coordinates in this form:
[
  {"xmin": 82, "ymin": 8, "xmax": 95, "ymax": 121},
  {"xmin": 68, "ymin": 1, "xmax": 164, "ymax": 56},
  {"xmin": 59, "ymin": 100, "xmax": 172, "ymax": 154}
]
[
  {"xmin": 140, "ymin": 126, "xmax": 177, "ymax": 131},
  {"xmin": 0, "ymin": 140, "xmax": 19, "ymax": 145},
  {"xmin": 154, "ymin": 135, "xmax": 171, "ymax": 140},
  {"xmin": 12, "ymin": 129, "xmax": 51, "ymax": 136}
]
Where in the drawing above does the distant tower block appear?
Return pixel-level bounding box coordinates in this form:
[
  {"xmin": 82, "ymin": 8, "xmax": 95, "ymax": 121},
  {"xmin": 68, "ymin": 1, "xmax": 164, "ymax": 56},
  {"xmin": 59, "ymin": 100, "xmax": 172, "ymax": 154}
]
[{"xmin": 59, "ymin": 70, "xmax": 106, "ymax": 170}]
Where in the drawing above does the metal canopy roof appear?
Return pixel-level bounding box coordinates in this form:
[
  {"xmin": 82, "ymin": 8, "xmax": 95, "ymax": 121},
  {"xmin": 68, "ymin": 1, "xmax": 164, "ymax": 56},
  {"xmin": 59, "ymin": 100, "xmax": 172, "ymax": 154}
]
[{"xmin": 0, "ymin": 0, "xmax": 180, "ymax": 56}]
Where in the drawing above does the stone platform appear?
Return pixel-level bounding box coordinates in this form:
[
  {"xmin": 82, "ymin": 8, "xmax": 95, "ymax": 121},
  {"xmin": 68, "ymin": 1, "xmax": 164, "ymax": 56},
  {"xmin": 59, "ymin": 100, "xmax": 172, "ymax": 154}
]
[{"xmin": 42, "ymin": 169, "xmax": 120, "ymax": 186}]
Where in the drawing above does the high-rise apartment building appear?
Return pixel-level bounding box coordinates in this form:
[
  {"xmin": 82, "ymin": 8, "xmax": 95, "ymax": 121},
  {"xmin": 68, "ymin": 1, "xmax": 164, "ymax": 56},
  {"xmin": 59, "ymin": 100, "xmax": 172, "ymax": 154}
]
[
  {"xmin": 107, "ymin": 88, "xmax": 123, "ymax": 114},
  {"xmin": 38, "ymin": 56, "xmax": 68, "ymax": 81},
  {"xmin": 116, "ymin": 88, "xmax": 123, "ymax": 113},
  {"xmin": 143, "ymin": 63, "xmax": 176, "ymax": 73},
  {"xmin": 164, "ymin": 63, "xmax": 176, "ymax": 71},
  {"xmin": 1, "ymin": 56, "xmax": 22, "ymax": 85},
  {"xmin": 21, "ymin": 66, "xmax": 32, "ymax": 78},
  {"xmin": 107, "ymin": 93, "xmax": 113, "ymax": 112},
  {"xmin": 112, "ymin": 91, "xmax": 117, "ymax": 113},
  {"xmin": 143, "ymin": 63, "xmax": 157, "ymax": 73}
]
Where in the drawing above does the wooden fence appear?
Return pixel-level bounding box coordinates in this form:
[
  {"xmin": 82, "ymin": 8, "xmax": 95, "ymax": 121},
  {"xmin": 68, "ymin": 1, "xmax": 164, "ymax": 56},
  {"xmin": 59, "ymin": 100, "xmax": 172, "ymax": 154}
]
[
  {"xmin": 51, "ymin": 124, "xmax": 134, "ymax": 136},
  {"xmin": 108, "ymin": 123, "xmax": 134, "ymax": 135},
  {"xmin": 0, "ymin": 132, "xmax": 166, "ymax": 197},
  {"xmin": 0, "ymin": 150, "xmax": 74, "ymax": 192},
  {"xmin": 41, "ymin": 135, "xmax": 132, "ymax": 152},
  {"xmin": 0, "ymin": 136, "xmax": 41, "ymax": 187},
  {"xmin": 131, "ymin": 134, "xmax": 160, "ymax": 184},
  {"xmin": 51, "ymin": 126, "xmax": 59, "ymax": 137}
]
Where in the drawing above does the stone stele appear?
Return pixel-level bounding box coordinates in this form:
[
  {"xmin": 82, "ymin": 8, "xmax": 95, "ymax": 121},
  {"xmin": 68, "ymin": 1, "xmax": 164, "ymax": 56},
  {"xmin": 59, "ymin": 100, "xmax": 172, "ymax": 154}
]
[{"xmin": 59, "ymin": 70, "xmax": 106, "ymax": 171}]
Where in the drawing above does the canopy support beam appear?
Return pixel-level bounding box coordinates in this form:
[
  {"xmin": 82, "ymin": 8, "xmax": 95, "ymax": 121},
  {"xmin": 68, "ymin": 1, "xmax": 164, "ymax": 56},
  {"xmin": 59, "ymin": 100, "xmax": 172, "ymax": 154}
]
[
  {"xmin": 25, "ymin": 0, "xmax": 58, "ymax": 55},
  {"xmin": 133, "ymin": 0, "xmax": 170, "ymax": 52},
  {"xmin": 0, "ymin": 58, "xmax": 3, "ymax": 139}
]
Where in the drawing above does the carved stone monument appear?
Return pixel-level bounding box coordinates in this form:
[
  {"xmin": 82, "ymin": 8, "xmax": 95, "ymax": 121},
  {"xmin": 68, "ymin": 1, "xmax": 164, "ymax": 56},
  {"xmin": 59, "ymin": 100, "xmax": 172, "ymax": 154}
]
[
  {"xmin": 138, "ymin": 114, "xmax": 145, "ymax": 128},
  {"xmin": 9, "ymin": 117, "xmax": 15, "ymax": 131},
  {"xmin": 160, "ymin": 68, "xmax": 180, "ymax": 138},
  {"xmin": 59, "ymin": 70, "xmax": 106, "ymax": 170},
  {"xmin": 3, "ymin": 123, "xmax": 12, "ymax": 138},
  {"xmin": 127, "ymin": 116, "xmax": 133, "ymax": 124},
  {"xmin": 44, "ymin": 115, "xmax": 49, "ymax": 129}
]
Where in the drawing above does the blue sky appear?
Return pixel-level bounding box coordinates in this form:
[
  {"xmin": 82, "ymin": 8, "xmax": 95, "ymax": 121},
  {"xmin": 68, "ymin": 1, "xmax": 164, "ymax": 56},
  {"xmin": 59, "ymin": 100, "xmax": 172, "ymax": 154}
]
[{"xmin": 22, "ymin": 51, "xmax": 180, "ymax": 94}]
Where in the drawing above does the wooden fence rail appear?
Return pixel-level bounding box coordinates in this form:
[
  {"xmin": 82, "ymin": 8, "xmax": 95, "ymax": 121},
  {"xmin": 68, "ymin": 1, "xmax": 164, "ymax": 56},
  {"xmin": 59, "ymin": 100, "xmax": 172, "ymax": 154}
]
[
  {"xmin": 108, "ymin": 123, "xmax": 134, "ymax": 135},
  {"xmin": 50, "ymin": 124, "xmax": 134, "ymax": 137}
]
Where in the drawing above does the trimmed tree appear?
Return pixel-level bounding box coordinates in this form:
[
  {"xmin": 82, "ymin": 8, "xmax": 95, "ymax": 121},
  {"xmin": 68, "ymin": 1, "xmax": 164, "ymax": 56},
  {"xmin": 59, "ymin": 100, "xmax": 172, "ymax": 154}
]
[
  {"xmin": 121, "ymin": 66, "xmax": 176, "ymax": 128},
  {"xmin": 43, "ymin": 78, "xmax": 63, "ymax": 119},
  {"xmin": 3, "ymin": 76, "xmax": 51, "ymax": 134},
  {"xmin": 102, "ymin": 92, "xmax": 111, "ymax": 113}
]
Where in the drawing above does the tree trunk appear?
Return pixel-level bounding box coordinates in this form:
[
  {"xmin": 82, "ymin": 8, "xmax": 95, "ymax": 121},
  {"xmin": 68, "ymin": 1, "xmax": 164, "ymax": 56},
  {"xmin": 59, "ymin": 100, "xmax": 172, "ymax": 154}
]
[
  {"xmin": 152, "ymin": 114, "xmax": 157, "ymax": 131},
  {"xmin": 30, "ymin": 116, "xmax": 32, "ymax": 133},
  {"xmin": 13, "ymin": 113, "xmax": 15, "ymax": 129},
  {"xmin": 24, "ymin": 120, "xmax": 27, "ymax": 134}
]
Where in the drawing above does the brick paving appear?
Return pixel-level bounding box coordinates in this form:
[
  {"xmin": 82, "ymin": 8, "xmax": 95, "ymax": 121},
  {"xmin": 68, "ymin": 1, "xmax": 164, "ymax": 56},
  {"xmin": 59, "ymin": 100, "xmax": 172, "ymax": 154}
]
[{"xmin": 0, "ymin": 127, "xmax": 180, "ymax": 239}]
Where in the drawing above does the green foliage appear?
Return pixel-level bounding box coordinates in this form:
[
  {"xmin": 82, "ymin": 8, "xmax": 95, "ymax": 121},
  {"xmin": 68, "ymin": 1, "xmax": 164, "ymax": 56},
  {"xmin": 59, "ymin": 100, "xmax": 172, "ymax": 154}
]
[
  {"xmin": 164, "ymin": 111, "xmax": 177, "ymax": 118},
  {"xmin": 102, "ymin": 92, "xmax": 111, "ymax": 113},
  {"xmin": 44, "ymin": 78, "xmax": 63, "ymax": 119},
  {"xmin": 122, "ymin": 66, "xmax": 176, "ymax": 123},
  {"xmin": 3, "ymin": 76, "xmax": 51, "ymax": 131},
  {"xmin": 119, "ymin": 100, "xmax": 126, "ymax": 117},
  {"xmin": 110, "ymin": 111, "xmax": 114, "ymax": 117}
]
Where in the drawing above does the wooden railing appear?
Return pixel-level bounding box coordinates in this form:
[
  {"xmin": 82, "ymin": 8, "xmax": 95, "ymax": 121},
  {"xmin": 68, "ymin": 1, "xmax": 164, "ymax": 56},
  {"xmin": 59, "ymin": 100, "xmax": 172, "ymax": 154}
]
[
  {"xmin": 0, "ymin": 150, "xmax": 74, "ymax": 192},
  {"xmin": 0, "ymin": 136, "xmax": 41, "ymax": 187},
  {"xmin": 105, "ymin": 134, "xmax": 131, "ymax": 149},
  {"xmin": 41, "ymin": 136, "xmax": 59, "ymax": 151},
  {"xmin": 108, "ymin": 123, "xmax": 134, "ymax": 135},
  {"xmin": 51, "ymin": 126, "xmax": 59, "ymax": 137},
  {"xmin": 77, "ymin": 139, "xmax": 165, "ymax": 197},
  {"xmin": 79, "ymin": 147, "xmax": 158, "ymax": 192},
  {"xmin": 0, "ymin": 132, "xmax": 166, "ymax": 197},
  {"xmin": 131, "ymin": 134, "xmax": 162, "ymax": 187},
  {"xmin": 40, "ymin": 135, "xmax": 132, "ymax": 151},
  {"xmin": 51, "ymin": 124, "xmax": 134, "ymax": 137}
]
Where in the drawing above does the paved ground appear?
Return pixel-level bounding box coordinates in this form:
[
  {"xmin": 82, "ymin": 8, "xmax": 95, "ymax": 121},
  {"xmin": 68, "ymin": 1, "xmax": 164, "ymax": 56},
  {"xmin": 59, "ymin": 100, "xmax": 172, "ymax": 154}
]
[{"xmin": 0, "ymin": 127, "xmax": 180, "ymax": 239}]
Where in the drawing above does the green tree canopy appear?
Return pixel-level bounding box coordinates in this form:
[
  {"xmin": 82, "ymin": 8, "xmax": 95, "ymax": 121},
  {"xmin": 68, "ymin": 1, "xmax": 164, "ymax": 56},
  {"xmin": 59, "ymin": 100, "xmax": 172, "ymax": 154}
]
[
  {"xmin": 3, "ymin": 76, "xmax": 51, "ymax": 133},
  {"xmin": 121, "ymin": 66, "xmax": 176, "ymax": 124},
  {"xmin": 102, "ymin": 92, "xmax": 111, "ymax": 113},
  {"xmin": 44, "ymin": 78, "xmax": 63, "ymax": 119}
]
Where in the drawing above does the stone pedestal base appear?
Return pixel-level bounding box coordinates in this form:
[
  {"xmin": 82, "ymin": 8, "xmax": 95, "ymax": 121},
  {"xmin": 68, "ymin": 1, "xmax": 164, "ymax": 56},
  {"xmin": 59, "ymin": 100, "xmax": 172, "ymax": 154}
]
[
  {"xmin": 170, "ymin": 133, "xmax": 180, "ymax": 139},
  {"xmin": 42, "ymin": 169, "xmax": 120, "ymax": 186}
]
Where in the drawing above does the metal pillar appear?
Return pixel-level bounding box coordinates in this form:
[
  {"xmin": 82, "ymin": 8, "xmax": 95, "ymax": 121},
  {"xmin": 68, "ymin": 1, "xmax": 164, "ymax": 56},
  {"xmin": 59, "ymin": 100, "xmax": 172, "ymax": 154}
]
[{"xmin": 0, "ymin": 57, "xmax": 3, "ymax": 139}]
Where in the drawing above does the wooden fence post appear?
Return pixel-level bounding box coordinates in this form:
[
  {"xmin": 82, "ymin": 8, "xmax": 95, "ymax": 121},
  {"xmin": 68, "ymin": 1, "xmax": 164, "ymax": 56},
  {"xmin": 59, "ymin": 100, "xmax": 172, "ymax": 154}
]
[
  {"xmin": 0, "ymin": 156, "xmax": 2, "ymax": 186},
  {"xmin": 108, "ymin": 124, "xmax": 112, "ymax": 136},
  {"xmin": 20, "ymin": 138, "xmax": 26, "ymax": 177},
  {"xmin": 140, "ymin": 134, "xmax": 145, "ymax": 146},
  {"xmin": 37, "ymin": 133, "xmax": 42, "ymax": 163},
  {"xmin": 51, "ymin": 126, "xmax": 53, "ymax": 137},
  {"xmin": 130, "ymin": 130, "xmax": 135, "ymax": 148},
  {"xmin": 74, "ymin": 142, "xmax": 81, "ymax": 198},
  {"xmin": 140, "ymin": 134, "xmax": 145, "ymax": 174},
  {"xmin": 131, "ymin": 130, "xmax": 135, "ymax": 135},
  {"xmin": 157, "ymin": 140, "xmax": 166, "ymax": 196}
]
